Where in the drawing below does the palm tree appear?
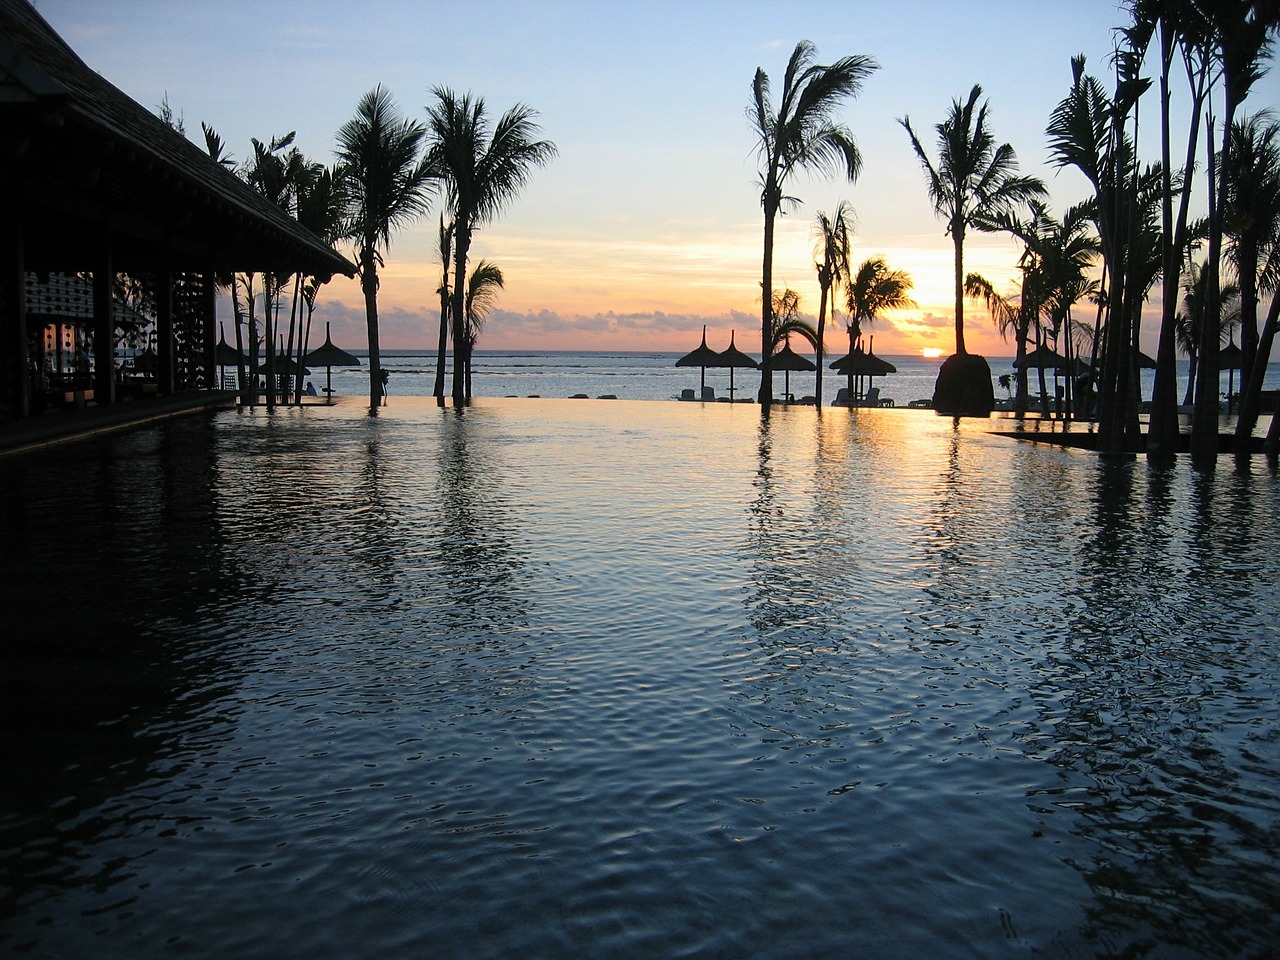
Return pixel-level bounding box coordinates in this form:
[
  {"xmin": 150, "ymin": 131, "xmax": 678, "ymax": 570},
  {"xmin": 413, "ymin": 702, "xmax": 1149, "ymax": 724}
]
[
  {"xmin": 750, "ymin": 41, "xmax": 877, "ymax": 408},
  {"xmin": 768, "ymin": 287, "xmax": 817, "ymax": 350},
  {"xmin": 844, "ymin": 257, "xmax": 914, "ymax": 399},
  {"xmin": 900, "ymin": 85, "xmax": 1045, "ymax": 415},
  {"xmin": 425, "ymin": 87, "xmax": 556, "ymax": 406},
  {"xmin": 978, "ymin": 200, "xmax": 1101, "ymax": 417},
  {"xmin": 335, "ymin": 86, "xmax": 435, "ymax": 408},
  {"xmin": 1228, "ymin": 112, "xmax": 1280, "ymax": 446},
  {"xmin": 433, "ymin": 216, "xmax": 453, "ymax": 401},
  {"xmin": 1178, "ymin": 261, "xmax": 1242, "ymax": 406},
  {"xmin": 1046, "ymin": 54, "xmax": 1151, "ymax": 449},
  {"xmin": 812, "ymin": 202, "xmax": 854, "ymax": 408},
  {"xmin": 845, "ymin": 257, "xmax": 914, "ymax": 343},
  {"xmin": 462, "ymin": 260, "xmax": 505, "ymax": 399},
  {"xmin": 292, "ymin": 163, "xmax": 347, "ymax": 403},
  {"xmin": 1125, "ymin": 0, "xmax": 1213, "ymax": 453}
]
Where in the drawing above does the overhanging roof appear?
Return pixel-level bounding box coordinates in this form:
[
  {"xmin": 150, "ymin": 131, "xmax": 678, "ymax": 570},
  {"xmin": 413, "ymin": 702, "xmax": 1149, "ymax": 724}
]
[{"xmin": 0, "ymin": 0, "xmax": 356, "ymax": 281}]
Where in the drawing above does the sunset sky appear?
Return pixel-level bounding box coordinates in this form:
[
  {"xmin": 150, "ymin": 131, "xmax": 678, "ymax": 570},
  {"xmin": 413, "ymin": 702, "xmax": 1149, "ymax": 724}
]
[{"xmin": 35, "ymin": 0, "xmax": 1280, "ymax": 358}]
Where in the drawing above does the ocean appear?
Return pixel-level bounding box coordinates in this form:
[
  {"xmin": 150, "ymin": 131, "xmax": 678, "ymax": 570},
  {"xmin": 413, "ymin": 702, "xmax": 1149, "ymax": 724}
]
[{"xmin": 308, "ymin": 349, "xmax": 1280, "ymax": 411}]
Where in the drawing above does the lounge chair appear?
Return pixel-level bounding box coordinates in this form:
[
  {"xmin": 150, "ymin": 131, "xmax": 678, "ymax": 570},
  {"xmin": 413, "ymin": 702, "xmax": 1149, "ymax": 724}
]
[
  {"xmin": 833, "ymin": 387, "xmax": 850, "ymax": 407},
  {"xmin": 679, "ymin": 388, "xmax": 695, "ymax": 401},
  {"xmin": 701, "ymin": 386, "xmax": 716, "ymax": 402}
]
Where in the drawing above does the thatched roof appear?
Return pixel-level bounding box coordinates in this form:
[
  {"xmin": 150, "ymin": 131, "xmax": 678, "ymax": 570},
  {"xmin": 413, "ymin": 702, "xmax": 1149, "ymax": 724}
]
[{"xmin": 0, "ymin": 0, "xmax": 355, "ymax": 280}]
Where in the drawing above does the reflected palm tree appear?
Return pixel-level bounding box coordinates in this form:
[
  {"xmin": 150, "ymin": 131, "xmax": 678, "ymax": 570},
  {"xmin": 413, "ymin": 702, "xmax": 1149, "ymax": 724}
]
[
  {"xmin": 1023, "ymin": 458, "xmax": 1280, "ymax": 955},
  {"xmin": 434, "ymin": 412, "xmax": 529, "ymax": 634}
]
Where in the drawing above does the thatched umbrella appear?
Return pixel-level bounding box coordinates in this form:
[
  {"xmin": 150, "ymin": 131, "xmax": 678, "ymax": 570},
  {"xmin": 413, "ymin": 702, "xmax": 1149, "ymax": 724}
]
[
  {"xmin": 830, "ymin": 342, "xmax": 896, "ymax": 400},
  {"xmin": 712, "ymin": 331, "xmax": 758, "ymax": 400},
  {"xmin": 1012, "ymin": 344, "xmax": 1070, "ymax": 371},
  {"xmin": 1220, "ymin": 341, "xmax": 1244, "ymax": 412},
  {"xmin": 214, "ymin": 324, "xmax": 246, "ymax": 390},
  {"xmin": 303, "ymin": 323, "xmax": 361, "ymax": 400},
  {"xmin": 674, "ymin": 325, "xmax": 720, "ymax": 396},
  {"xmin": 771, "ymin": 342, "xmax": 816, "ymax": 400}
]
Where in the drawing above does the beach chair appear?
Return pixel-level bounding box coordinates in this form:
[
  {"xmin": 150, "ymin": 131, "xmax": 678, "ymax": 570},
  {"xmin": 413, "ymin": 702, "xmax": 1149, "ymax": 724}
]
[
  {"xmin": 679, "ymin": 388, "xmax": 695, "ymax": 401},
  {"xmin": 833, "ymin": 387, "xmax": 850, "ymax": 407},
  {"xmin": 859, "ymin": 386, "xmax": 880, "ymax": 407},
  {"xmin": 701, "ymin": 386, "xmax": 716, "ymax": 402}
]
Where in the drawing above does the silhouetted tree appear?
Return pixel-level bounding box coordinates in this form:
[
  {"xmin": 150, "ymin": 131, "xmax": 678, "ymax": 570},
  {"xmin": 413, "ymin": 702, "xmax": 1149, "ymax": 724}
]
[{"xmin": 750, "ymin": 41, "xmax": 876, "ymax": 408}]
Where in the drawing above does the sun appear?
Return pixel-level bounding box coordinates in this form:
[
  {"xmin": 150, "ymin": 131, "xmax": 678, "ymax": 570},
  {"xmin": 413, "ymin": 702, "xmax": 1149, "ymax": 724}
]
[{"xmin": 921, "ymin": 347, "xmax": 943, "ymax": 359}]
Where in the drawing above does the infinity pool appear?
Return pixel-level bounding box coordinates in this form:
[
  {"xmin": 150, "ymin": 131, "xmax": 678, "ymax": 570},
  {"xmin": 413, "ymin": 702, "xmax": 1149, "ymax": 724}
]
[{"xmin": 2, "ymin": 399, "xmax": 1278, "ymax": 958}]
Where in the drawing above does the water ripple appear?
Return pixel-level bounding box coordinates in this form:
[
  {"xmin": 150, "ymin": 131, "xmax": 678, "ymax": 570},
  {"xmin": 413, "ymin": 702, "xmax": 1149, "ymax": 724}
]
[{"xmin": 2, "ymin": 400, "xmax": 1278, "ymax": 958}]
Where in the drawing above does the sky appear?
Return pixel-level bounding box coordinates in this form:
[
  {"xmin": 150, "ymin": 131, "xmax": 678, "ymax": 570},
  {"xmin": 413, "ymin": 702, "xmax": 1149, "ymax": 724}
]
[{"xmin": 33, "ymin": 0, "xmax": 1280, "ymax": 358}]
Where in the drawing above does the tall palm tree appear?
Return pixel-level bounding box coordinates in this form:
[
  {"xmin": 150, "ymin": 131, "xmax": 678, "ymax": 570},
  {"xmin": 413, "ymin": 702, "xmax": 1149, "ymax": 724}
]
[
  {"xmin": 750, "ymin": 41, "xmax": 877, "ymax": 408},
  {"xmin": 1191, "ymin": 2, "xmax": 1280, "ymax": 459},
  {"xmin": 811, "ymin": 202, "xmax": 854, "ymax": 408},
  {"xmin": 900, "ymin": 86, "xmax": 1045, "ymax": 358},
  {"xmin": 1125, "ymin": 0, "xmax": 1213, "ymax": 453},
  {"xmin": 901, "ymin": 85, "xmax": 1044, "ymax": 415},
  {"xmin": 462, "ymin": 260, "xmax": 505, "ymax": 400},
  {"xmin": 335, "ymin": 86, "xmax": 435, "ymax": 408},
  {"xmin": 1046, "ymin": 54, "xmax": 1152, "ymax": 449},
  {"xmin": 425, "ymin": 87, "xmax": 556, "ymax": 406}
]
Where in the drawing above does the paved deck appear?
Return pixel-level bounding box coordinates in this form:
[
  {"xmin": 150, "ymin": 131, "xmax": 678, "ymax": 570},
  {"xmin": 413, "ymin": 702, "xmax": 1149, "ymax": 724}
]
[{"xmin": 0, "ymin": 391, "xmax": 239, "ymax": 456}]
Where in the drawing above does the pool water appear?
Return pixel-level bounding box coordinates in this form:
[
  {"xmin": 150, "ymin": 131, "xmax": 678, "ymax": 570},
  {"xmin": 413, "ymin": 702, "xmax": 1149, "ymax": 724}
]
[{"xmin": 2, "ymin": 399, "xmax": 1278, "ymax": 958}]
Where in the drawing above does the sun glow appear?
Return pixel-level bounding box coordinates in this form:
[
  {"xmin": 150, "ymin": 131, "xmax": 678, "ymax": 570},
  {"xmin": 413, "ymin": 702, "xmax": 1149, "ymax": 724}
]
[{"xmin": 921, "ymin": 347, "xmax": 943, "ymax": 359}]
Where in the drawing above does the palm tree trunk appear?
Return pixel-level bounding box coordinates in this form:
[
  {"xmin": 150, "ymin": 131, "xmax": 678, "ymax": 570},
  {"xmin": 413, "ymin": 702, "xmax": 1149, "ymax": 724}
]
[
  {"xmin": 284, "ymin": 273, "xmax": 301, "ymax": 405},
  {"xmin": 296, "ymin": 292, "xmax": 314, "ymax": 405},
  {"xmin": 1183, "ymin": 346, "xmax": 1198, "ymax": 406},
  {"xmin": 232, "ymin": 274, "xmax": 248, "ymax": 398},
  {"xmin": 450, "ymin": 227, "xmax": 471, "ymax": 406},
  {"xmin": 759, "ymin": 204, "xmax": 776, "ymax": 406},
  {"xmin": 1149, "ymin": 24, "xmax": 1208, "ymax": 455},
  {"xmin": 245, "ymin": 274, "xmax": 259, "ymax": 407},
  {"xmin": 264, "ymin": 275, "xmax": 278, "ymax": 410},
  {"xmin": 1190, "ymin": 108, "xmax": 1226, "ymax": 460},
  {"xmin": 815, "ymin": 272, "xmax": 828, "ymax": 409},
  {"xmin": 1234, "ymin": 285, "xmax": 1280, "ymax": 448},
  {"xmin": 952, "ymin": 227, "xmax": 967, "ymax": 356},
  {"xmin": 434, "ymin": 296, "xmax": 449, "ymax": 402},
  {"xmin": 434, "ymin": 223, "xmax": 451, "ymax": 401},
  {"xmin": 362, "ymin": 256, "xmax": 382, "ymax": 408}
]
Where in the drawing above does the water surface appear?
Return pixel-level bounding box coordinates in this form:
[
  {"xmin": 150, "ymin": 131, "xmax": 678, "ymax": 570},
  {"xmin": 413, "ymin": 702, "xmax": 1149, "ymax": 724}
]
[{"xmin": 2, "ymin": 399, "xmax": 1278, "ymax": 958}]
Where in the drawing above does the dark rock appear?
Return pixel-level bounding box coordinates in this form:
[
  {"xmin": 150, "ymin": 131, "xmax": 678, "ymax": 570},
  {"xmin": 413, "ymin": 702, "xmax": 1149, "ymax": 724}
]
[{"xmin": 932, "ymin": 353, "xmax": 995, "ymax": 417}]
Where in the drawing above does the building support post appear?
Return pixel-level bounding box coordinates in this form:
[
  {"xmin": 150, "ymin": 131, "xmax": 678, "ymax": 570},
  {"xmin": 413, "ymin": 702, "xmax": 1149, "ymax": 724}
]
[
  {"xmin": 1, "ymin": 186, "xmax": 31, "ymax": 418},
  {"xmin": 157, "ymin": 255, "xmax": 175, "ymax": 395},
  {"xmin": 92, "ymin": 242, "xmax": 116, "ymax": 405}
]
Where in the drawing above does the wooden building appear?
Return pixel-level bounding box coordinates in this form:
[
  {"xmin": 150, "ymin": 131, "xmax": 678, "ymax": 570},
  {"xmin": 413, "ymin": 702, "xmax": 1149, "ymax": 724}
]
[{"xmin": 1, "ymin": 0, "xmax": 354, "ymax": 420}]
